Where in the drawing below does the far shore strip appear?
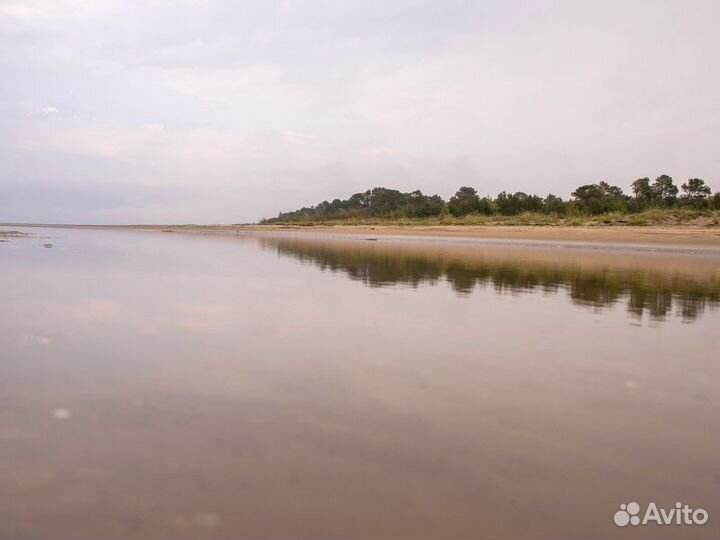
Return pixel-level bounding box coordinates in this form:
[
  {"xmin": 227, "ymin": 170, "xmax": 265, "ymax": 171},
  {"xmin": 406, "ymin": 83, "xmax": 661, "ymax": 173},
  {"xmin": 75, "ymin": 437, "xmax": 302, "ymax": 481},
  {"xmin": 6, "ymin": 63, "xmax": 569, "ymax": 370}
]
[{"xmin": 4, "ymin": 223, "xmax": 720, "ymax": 248}]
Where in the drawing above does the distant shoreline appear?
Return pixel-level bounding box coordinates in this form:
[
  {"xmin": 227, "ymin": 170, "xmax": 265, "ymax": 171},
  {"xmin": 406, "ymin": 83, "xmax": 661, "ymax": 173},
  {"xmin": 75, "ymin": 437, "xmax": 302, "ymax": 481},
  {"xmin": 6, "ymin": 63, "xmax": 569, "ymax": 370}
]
[{"xmin": 4, "ymin": 222, "xmax": 720, "ymax": 250}]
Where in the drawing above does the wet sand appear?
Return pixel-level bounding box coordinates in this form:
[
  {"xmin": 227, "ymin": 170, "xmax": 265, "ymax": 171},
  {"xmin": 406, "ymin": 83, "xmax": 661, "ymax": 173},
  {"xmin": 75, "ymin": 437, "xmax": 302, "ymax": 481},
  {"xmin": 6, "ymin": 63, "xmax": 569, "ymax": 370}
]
[
  {"xmin": 0, "ymin": 229, "xmax": 31, "ymax": 241},
  {"xmin": 241, "ymin": 224, "xmax": 720, "ymax": 248},
  {"xmin": 4, "ymin": 223, "xmax": 720, "ymax": 249}
]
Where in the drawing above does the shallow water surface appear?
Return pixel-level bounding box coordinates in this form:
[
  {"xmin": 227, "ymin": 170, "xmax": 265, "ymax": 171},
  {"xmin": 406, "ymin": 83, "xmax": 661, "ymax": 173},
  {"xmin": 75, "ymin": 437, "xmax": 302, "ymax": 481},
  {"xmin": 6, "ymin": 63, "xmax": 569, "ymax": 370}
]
[{"xmin": 1, "ymin": 228, "xmax": 719, "ymax": 539}]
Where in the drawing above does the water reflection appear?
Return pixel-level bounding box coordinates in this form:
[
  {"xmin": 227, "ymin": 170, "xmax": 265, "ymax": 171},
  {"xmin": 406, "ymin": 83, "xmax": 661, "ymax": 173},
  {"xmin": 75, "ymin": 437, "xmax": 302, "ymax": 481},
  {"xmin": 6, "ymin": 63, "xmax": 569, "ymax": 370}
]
[
  {"xmin": 3, "ymin": 228, "xmax": 720, "ymax": 539},
  {"xmin": 262, "ymin": 236, "xmax": 720, "ymax": 322}
]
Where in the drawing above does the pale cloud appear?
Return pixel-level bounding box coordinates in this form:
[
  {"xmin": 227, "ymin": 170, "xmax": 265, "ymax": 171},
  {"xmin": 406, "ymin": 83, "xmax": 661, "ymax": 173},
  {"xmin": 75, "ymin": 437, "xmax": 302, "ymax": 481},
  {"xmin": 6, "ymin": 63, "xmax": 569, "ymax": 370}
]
[
  {"xmin": 0, "ymin": 0, "xmax": 124, "ymax": 36},
  {"xmin": 0, "ymin": 3, "xmax": 51, "ymax": 24},
  {"xmin": 19, "ymin": 102, "xmax": 60, "ymax": 116},
  {"xmin": 15, "ymin": 114, "xmax": 253, "ymax": 162},
  {"xmin": 279, "ymin": 130, "xmax": 315, "ymax": 141}
]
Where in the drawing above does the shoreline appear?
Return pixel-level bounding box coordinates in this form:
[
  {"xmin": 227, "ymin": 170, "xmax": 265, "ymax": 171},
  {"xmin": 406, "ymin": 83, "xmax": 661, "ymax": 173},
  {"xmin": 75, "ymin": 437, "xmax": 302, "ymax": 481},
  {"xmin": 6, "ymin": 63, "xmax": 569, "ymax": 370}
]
[
  {"xmin": 5, "ymin": 222, "xmax": 720, "ymax": 250},
  {"xmin": 244, "ymin": 223, "xmax": 720, "ymax": 248}
]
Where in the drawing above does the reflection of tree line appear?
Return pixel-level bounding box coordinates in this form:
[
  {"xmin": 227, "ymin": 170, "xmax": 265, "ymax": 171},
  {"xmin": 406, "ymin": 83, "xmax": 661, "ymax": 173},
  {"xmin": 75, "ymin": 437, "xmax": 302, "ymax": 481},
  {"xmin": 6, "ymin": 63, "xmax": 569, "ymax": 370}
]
[{"xmin": 263, "ymin": 238, "xmax": 720, "ymax": 322}]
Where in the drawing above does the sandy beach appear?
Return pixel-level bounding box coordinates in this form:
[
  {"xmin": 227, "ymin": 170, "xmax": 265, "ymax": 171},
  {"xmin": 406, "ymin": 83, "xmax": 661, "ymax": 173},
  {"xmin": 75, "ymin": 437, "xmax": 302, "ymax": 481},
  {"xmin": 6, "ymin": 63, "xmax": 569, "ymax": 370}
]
[
  {"xmin": 6, "ymin": 223, "xmax": 720, "ymax": 249},
  {"xmin": 245, "ymin": 224, "xmax": 720, "ymax": 247}
]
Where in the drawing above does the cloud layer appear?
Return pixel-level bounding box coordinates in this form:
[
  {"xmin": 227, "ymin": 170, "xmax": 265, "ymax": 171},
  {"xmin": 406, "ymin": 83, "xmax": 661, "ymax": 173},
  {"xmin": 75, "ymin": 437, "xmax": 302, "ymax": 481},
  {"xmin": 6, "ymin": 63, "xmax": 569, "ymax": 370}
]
[{"xmin": 1, "ymin": 0, "xmax": 719, "ymax": 223}]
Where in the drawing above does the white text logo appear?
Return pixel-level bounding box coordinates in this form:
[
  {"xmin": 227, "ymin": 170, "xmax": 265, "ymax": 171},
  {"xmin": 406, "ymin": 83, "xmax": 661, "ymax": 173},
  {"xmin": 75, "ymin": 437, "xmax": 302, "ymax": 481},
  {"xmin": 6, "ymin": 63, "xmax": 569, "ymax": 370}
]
[{"xmin": 614, "ymin": 502, "xmax": 708, "ymax": 527}]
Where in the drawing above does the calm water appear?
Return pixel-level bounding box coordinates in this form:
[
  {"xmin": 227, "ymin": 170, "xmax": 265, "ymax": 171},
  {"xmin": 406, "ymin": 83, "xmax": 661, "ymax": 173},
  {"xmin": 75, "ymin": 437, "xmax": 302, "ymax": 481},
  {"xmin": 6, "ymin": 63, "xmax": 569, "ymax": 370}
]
[{"xmin": 1, "ymin": 227, "xmax": 719, "ymax": 540}]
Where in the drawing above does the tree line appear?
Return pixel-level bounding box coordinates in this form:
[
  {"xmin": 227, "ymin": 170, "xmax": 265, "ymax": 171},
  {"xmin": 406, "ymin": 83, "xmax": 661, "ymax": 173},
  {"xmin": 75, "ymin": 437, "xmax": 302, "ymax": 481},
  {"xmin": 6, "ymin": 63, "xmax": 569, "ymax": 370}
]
[{"xmin": 262, "ymin": 175, "xmax": 720, "ymax": 222}]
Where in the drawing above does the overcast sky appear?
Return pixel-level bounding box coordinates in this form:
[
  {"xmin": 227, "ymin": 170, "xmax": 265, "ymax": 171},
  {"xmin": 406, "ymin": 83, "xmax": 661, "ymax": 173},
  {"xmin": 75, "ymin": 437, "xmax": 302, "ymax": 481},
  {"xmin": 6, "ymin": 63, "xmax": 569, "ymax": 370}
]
[{"xmin": 1, "ymin": 0, "xmax": 718, "ymax": 224}]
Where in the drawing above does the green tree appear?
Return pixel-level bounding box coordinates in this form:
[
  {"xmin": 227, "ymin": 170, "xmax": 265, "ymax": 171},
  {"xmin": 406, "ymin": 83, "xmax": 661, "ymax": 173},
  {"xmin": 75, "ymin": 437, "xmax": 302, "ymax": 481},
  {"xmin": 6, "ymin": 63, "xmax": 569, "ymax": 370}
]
[
  {"xmin": 495, "ymin": 191, "xmax": 542, "ymax": 215},
  {"xmin": 631, "ymin": 177, "xmax": 653, "ymax": 200},
  {"xmin": 522, "ymin": 193, "xmax": 544, "ymax": 212},
  {"xmin": 448, "ymin": 186, "xmax": 481, "ymax": 216},
  {"xmin": 598, "ymin": 181, "xmax": 624, "ymax": 198},
  {"xmin": 652, "ymin": 175, "xmax": 678, "ymax": 204},
  {"xmin": 477, "ymin": 197, "xmax": 496, "ymax": 215},
  {"xmin": 681, "ymin": 178, "xmax": 711, "ymax": 199},
  {"xmin": 571, "ymin": 182, "xmax": 626, "ymax": 214},
  {"xmin": 543, "ymin": 194, "xmax": 567, "ymax": 215},
  {"xmin": 571, "ymin": 184, "xmax": 605, "ymax": 214},
  {"xmin": 709, "ymin": 193, "xmax": 720, "ymax": 210},
  {"xmin": 368, "ymin": 187, "xmax": 406, "ymax": 215},
  {"xmin": 494, "ymin": 191, "xmax": 514, "ymax": 215},
  {"xmin": 404, "ymin": 190, "xmax": 445, "ymax": 217},
  {"xmin": 347, "ymin": 191, "xmax": 371, "ymax": 209}
]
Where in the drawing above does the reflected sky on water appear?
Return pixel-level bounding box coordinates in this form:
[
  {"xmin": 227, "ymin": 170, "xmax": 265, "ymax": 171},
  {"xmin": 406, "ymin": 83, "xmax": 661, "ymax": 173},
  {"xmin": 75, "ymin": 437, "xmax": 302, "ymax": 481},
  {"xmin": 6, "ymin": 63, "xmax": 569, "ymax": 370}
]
[{"xmin": 1, "ymin": 228, "xmax": 719, "ymax": 540}]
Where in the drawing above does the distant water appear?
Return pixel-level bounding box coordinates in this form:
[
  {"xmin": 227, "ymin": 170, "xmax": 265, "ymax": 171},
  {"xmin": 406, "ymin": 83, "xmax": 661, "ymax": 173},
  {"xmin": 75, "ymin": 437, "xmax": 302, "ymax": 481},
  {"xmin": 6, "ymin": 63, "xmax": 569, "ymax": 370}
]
[{"xmin": 1, "ymin": 228, "xmax": 719, "ymax": 540}]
